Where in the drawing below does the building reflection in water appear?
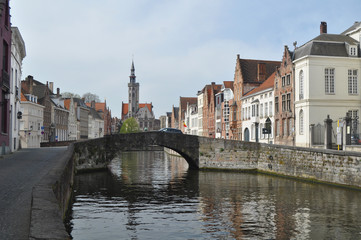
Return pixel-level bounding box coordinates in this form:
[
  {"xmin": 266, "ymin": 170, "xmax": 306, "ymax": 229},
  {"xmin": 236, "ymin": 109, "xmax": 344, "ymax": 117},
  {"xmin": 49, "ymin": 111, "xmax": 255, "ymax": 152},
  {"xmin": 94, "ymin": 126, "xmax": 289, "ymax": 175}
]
[{"xmin": 69, "ymin": 150, "xmax": 361, "ymax": 239}]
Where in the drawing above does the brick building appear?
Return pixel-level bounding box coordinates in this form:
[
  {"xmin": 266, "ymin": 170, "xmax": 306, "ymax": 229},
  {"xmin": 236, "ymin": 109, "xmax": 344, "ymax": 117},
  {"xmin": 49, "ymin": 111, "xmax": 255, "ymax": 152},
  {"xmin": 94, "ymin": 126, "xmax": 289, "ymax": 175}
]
[
  {"xmin": 232, "ymin": 55, "xmax": 280, "ymax": 140},
  {"xmin": 274, "ymin": 45, "xmax": 295, "ymax": 146}
]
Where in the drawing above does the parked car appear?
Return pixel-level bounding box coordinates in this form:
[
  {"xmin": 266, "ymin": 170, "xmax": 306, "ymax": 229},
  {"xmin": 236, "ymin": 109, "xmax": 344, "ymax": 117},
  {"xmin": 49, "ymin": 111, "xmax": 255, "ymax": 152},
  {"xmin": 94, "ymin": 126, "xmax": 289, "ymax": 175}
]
[{"xmin": 159, "ymin": 128, "xmax": 183, "ymax": 134}]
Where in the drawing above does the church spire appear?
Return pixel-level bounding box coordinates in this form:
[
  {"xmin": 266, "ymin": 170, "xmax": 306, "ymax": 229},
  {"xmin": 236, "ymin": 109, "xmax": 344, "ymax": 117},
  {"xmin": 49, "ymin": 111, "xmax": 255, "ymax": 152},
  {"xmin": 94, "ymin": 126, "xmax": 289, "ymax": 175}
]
[{"xmin": 130, "ymin": 60, "xmax": 136, "ymax": 83}]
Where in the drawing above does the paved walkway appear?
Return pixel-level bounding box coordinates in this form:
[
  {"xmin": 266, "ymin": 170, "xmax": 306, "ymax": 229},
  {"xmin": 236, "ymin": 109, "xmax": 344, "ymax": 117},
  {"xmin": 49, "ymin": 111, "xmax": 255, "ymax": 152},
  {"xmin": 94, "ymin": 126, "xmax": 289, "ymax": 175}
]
[{"xmin": 0, "ymin": 147, "xmax": 68, "ymax": 240}]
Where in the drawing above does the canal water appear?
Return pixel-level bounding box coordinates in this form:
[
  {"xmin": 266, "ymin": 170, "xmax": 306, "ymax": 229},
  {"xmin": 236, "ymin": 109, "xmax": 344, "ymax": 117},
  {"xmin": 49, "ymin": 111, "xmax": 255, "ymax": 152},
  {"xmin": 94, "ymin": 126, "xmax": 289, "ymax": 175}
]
[{"xmin": 67, "ymin": 151, "xmax": 361, "ymax": 239}]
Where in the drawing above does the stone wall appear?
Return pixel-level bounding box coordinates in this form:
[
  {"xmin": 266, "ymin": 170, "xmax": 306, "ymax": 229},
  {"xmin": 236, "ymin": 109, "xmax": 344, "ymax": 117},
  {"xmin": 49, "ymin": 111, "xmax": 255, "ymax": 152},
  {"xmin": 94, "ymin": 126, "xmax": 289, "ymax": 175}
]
[{"xmin": 199, "ymin": 138, "xmax": 361, "ymax": 188}]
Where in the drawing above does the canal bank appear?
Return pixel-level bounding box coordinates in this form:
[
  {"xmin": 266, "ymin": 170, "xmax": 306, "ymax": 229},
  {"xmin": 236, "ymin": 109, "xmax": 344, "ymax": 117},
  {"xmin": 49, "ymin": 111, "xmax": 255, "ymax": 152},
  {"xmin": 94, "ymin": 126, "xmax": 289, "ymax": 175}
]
[{"xmin": 30, "ymin": 135, "xmax": 361, "ymax": 239}]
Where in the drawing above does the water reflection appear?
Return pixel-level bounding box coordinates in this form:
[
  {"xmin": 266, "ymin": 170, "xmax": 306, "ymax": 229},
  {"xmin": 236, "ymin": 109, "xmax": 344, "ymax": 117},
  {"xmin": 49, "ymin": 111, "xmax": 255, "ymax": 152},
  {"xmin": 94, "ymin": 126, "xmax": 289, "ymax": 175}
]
[{"xmin": 68, "ymin": 151, "xmax": 361, "ymax": 239}]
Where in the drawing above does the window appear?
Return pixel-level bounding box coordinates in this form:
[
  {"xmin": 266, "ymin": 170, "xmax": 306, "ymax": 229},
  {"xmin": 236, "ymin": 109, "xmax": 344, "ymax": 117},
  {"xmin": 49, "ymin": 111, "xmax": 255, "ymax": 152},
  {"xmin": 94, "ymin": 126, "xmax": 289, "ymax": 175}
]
[
  {"xmin": 299, "ymin": 70, "xmax": 304, "ymax": 100},
  {"xmin": 3, "ymin": 41, "xmax": 8, "ymax": 72},
  {"xmin": 265, "ymin": 102, "xmax": 268, "ymax": 117},
  {"xmin": 252, "ymin": 105, "xmax": 255, "ymax": 117},
  {"xmin": 350, "ymin": 47, "xmax": 357, "ymax": 56},
  {"xmin": 275, "ymin": 97, "xmax": 279, "ymax": 113},
  {"xmin": 282, "ymin": 76, "xmax": 285, "ymax": 87},
  {"xmin": 287, "ymin": 93, "xmax": 291, "ymax": 111},
  {"xmin": 283, "ymin": 119, "xmax": 288, "ymax": 136},
  {"xmin": 282, "ymin": 95, "xmax": 286, "ymax": 112},
  {"xmin": 325, "ymin": 68, "xmax": 335, "ymax": 94},
  {"xmin": 1, "ymin": 91, "xmax": 7, "ymax": 133},
  {"xmin": 275, "ymin": 80, "xmax": 278, "ymax": 89},
  {"xmin": 260, "ymin": 104, "xmax": 263, "ymax": 118},
  {"xmin": 276, "ymin": 120, "xmax": 280, "ymax": 136},
  {"xmin": 299, "ymin": 110, "xmax": 304, "ymax": 135},
  {"xmin": 286, "ymin": 74, "xmax": 291, "ymax": 85},
  {"xmin": 348, "ymin": 69, "xmax": 358, "ymax": 94},
  {"xmin": 289, "ymin": 118, "xmax": 293, "ymax": 135},
  {"xmin": 269, "ymin": 101, "xmax": 273, "ymax": 116}
]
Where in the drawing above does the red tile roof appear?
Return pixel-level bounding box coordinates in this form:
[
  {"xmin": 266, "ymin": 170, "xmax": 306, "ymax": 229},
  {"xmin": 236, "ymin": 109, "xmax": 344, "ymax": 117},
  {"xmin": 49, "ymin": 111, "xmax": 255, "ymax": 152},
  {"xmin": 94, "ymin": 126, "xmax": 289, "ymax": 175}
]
[
  {"xmin": 64, "ymin": 99, "xmax": 71, "ymax": 110},
  {"xmin": 21, "ymin": 92, "xmax": 27, "ymax": 102},
  {"xmin": 122, "ymin": 103, "xmax": 152, "ymax": 117},
  {"xmin": 243, "ymin": 71, "xmax": 276, "ymax": 97},
  {"xmin": 223, "ymin": 81, "xmax": 234, "ymax": 91}
]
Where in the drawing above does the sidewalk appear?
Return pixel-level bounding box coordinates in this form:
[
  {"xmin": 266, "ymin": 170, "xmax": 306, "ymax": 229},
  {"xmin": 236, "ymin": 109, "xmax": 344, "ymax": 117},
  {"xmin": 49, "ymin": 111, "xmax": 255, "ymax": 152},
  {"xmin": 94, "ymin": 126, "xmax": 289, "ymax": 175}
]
[{"xmin": 0, "ymin": 147, "xmax": 68, "ymax": 240}]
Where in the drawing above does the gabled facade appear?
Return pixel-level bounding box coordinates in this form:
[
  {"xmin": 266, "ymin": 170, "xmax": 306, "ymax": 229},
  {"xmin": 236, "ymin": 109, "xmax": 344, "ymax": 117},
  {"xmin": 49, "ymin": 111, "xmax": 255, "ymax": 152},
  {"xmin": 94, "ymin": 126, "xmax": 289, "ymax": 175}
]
[
  {"xmin": 10, "ymin": 26, "xmax": 26, "ymax": 151},
  {"xmin": 171, "ymin": 106, "xmax": 179, "ymax": 129},
  {"xmin": 201, "ymin": 82, "xmax": 222, "ymax": 138},
  {"xmin": 73, "ymin": 98, "xmax": 89, "ymax": 139},
  {"xmin": 21, "ymin": 76, "xmax": 53, "ymax": 142},
  {"xmin": 86, "ymin": 101, "xmax": 112, "ymax": 135},
  {"xmin": 88, "ymin": 106, "xmax": 104, "ymax": 139},
  {"xmin": 241, "ymin": 72, "xmax": 275, "ymax": 143},
  {"xmin": 293, "ymin": 22, "xmax": 361, "ymax": 147},
  {"xmin": 184, "ymin": 102, "xmax": 198, "ymax": 135},
  {"xmin": 232, "ymin": 55, "xmax": 280, "ymax": 140},
  {"xmin": 274, "ymin": 46, "xmax": 295, "ymax": 146},
  {"xmin": 178, "ymin": 97, "xmax": 197, "ymax": 132},
  {"xmin": 51, "ymin": 89, "xmax": 69, "ymax": 142},
  {"xmin": 19, "ymin": 92, "xmax": 44, "ymax": 148},
  {"xmin": 197, "ymin": 90, "xmax": 204, "ymax": 136},
  {"xmin": 64, "ymin": 97, "xmax": 78, "ymax": 140}
]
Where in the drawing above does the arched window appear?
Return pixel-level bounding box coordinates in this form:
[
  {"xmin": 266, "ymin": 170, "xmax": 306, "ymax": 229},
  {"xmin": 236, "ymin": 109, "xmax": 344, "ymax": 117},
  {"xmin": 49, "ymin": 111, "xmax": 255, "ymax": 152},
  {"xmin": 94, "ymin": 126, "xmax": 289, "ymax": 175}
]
[
  {"xmin": 299, "ymin": 70, "xmax": 304, "ymax": 100},
  {"xmin": 299, "ymin": 110, "xmax": 304, "ymax": 135}
]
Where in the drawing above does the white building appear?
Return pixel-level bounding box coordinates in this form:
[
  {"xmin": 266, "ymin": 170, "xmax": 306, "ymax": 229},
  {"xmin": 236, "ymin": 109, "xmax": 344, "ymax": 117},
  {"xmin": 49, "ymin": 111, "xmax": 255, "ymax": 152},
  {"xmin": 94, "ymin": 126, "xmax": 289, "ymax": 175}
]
[
  {"xmin": 64, "ymin": 97, "xmax": 78, "ymax": 140},
  {"xmin": 221, "ymin": 81, "xmax": 234, "ymax": 139},
  {"xmin": 197, "ymin": 91, "xmax": 204, "ymax": 136},
  {"xmin": 19, "ymin": 92, "xmax": 44, "ymax": 148},
  {"xmin": 184, "ymin": 102, "xmax": 198, "ymax": 135},
  {"xmin": 88, "ymin": 107, "xmax": 104, "ymax": 139},
  {"xmin": 10, "ymin": 27, "xmax": 26, "ymax": 151},
  {"xmin": 293, "ymin": 22, "xmax": 361, "ymax": 147},
  {"xmin": 241, "ymin": 73, "xmax": 275, "ymax": 143}
]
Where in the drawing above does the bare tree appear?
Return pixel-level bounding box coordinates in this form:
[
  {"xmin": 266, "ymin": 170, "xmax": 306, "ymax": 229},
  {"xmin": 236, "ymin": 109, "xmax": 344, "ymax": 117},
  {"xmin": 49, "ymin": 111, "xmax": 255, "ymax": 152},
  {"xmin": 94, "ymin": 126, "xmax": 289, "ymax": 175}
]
[
  {"xmin": 62, "ymin": 92, "xmax": 81, "ymax": 98},
  {"xmin": 82, "ymin": 92, "xmax": 100, "ymax": 103}
]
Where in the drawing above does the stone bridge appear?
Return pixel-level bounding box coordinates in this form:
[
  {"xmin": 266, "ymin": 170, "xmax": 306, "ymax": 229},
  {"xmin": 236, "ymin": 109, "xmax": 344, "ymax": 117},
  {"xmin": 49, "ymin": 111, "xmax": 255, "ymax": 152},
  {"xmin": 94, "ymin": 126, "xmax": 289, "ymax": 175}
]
[{"xmin": 74, "ymin": 132, "xmax": 201, "ymax": 170}]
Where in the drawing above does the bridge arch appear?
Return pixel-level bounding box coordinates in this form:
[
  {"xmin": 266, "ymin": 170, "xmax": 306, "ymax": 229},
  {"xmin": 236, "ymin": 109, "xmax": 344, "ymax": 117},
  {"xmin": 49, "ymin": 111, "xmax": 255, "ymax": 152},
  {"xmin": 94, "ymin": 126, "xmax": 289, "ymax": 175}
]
[{"xmin": 104, "ymin": 132, "xmax": 200, "ymax": 169}]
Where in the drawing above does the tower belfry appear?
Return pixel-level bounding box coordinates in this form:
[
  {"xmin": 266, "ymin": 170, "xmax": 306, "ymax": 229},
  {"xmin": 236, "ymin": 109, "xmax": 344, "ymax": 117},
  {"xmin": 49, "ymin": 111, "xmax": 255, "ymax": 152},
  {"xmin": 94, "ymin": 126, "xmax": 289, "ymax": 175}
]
[{"xmin": 128, "ymin": 60, "xmax": 139, "ymax": 118}]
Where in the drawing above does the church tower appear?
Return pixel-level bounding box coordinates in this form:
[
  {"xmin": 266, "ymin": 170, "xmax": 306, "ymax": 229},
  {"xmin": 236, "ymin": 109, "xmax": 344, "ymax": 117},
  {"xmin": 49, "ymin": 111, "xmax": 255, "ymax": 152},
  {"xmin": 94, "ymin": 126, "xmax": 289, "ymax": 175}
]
[{"xmin": 128, "ymin": 60, "xmax": 139, "ymax": 118}]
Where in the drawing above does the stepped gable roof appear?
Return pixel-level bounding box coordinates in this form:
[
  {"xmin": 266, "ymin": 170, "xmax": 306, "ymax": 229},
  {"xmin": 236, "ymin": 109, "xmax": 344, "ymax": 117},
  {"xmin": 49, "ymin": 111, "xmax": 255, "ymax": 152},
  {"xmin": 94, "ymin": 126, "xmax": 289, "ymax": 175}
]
[
  {"xmin": 341, "ymin": 21, "xmax": 361, "ymax": 35},
  {"xmin": 243, "ymin": 71, "xmax": 276, "ymax": 97},
  {"xmin": 239, "ymin": 59, "xmax": 280, "ymax": 83},
  {"xmin": 294, "ymin": 34, "xmax": 359, "ymax": 60}
]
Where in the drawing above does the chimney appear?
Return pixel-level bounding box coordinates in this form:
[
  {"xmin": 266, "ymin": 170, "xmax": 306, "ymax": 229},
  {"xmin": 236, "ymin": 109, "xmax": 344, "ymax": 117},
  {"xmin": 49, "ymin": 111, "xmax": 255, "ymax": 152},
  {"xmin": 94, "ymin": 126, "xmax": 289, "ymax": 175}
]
[
  {"xmin": 56, "ymin": 88, "xmax": 60, "ymax": 97},
  {"xmin": 258, "ymin": 63, "xmax": 266, "ymax": 81},
  {"xmin": 49, "ymin": 82, "xmax": 54, "ymax": 93},
  {"xmin": 27, "ymin": 75, "xmax": 33, "ymax": 94},
  {"xmin": 91, "ymin": 100, "xmax": 95, "ymax": 108},
  {"xmin": 320, "ymin": 21, "xmax": 327, "ymax": 34}
]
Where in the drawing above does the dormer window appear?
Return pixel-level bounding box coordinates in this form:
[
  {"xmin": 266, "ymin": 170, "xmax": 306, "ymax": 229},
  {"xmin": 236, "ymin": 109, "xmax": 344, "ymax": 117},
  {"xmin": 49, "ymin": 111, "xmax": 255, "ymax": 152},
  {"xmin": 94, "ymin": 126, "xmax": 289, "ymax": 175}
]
[{"xmin": 350, "ymin": 46, "xmax": 357, "ymax": 56}]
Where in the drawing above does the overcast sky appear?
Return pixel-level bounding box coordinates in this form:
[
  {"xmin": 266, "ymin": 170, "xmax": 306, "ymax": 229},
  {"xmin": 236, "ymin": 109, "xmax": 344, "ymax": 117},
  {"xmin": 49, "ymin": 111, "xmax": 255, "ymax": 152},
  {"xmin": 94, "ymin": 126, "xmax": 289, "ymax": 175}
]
[{"xmin": 11, "ymin": 0, "xmax": 360, "ymax": 118}]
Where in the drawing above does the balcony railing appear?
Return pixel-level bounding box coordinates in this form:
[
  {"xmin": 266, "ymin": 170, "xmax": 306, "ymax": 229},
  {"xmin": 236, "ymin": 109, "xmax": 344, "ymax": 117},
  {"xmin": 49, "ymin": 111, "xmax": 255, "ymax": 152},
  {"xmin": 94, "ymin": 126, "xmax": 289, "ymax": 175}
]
[{"xmin": 2, "ymin": 70, "xmax": 9, "ymax": 91}]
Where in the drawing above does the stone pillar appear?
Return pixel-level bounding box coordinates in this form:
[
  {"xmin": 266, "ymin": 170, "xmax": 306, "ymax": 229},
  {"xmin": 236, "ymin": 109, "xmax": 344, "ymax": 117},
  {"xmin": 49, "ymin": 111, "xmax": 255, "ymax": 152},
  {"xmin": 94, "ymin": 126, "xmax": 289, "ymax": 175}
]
[
  {"xmin": 344, "ymin": 112, "xmax": 352, "ymax": 147},
  {"xmin": 309, "ymin": 124, "xmax": 315, "ymax": 147},
  {"xmin": 255, "ymin": 122, "xmax": 259, "ymax": 143},
  {"xmin": 324, "ymin": 115, "xmax": 333, "ymax": 149}
]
